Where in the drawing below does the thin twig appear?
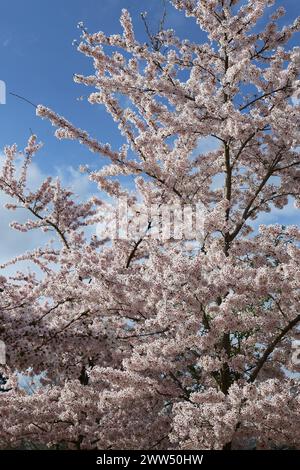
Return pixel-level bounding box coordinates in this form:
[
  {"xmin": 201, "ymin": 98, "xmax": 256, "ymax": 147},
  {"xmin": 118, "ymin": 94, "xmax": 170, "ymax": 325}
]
[{"xmin": 9, "ymin": 92, "xmax": 37, "ymax": 108}]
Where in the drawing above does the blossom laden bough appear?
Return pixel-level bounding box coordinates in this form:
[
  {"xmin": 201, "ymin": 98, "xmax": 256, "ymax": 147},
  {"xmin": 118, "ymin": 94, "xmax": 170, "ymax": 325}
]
[{"xmin": 0, "ymin": 0, "xmax": 300, "ymax": 450}]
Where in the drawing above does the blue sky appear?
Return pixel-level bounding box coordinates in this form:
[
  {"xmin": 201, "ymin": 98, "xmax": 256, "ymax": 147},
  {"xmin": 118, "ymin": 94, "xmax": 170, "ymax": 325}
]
[
  {"xmin": 0, "ymin": 0, "xmax": 299, "ymax": 268},
  {"xmin": 0, "ymin": 0, "xmax": 298, "ymax": 170}
]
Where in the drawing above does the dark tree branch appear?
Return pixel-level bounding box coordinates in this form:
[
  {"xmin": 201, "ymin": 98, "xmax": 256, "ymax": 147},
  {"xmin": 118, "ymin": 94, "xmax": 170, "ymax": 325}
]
[{"xmin": 249, "ymin": 314, "xmax": 300, "ymax": 383}]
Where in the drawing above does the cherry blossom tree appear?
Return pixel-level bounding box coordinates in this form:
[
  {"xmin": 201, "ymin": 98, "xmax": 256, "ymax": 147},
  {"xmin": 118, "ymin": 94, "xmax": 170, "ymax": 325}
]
[{"xmin": 0, "ymin": 0, "xmax": 300, "ymax": 450}]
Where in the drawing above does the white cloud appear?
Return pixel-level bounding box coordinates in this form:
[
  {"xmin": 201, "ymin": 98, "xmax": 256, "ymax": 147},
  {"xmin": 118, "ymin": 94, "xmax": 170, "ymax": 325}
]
[
  {"xmin": 54, "ymin": 164, "xmax": 96, "ymax": 199},
  {"xmin": 195, "ymin": 135, "xmax": 221, "ymax": 155},
  {"xmin": 250, "ymin": 198, "xmax": 300, "ymax": 232},
  {"xmin": 2, "ymin": 38, "xmax": 11, "ymax": 48}
]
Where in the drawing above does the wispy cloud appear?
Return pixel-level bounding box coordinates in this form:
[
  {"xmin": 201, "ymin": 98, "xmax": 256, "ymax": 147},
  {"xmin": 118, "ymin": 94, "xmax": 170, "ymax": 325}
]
[{"xmin": 2, "ymin": 38, "xmax": 11, "ymax": 48}]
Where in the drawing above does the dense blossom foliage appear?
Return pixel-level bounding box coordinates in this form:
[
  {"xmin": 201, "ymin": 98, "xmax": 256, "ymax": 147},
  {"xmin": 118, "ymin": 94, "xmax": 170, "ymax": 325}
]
[{"xmin": 0, "ymin": 0, "xmax": 300, "ymax": 449}]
